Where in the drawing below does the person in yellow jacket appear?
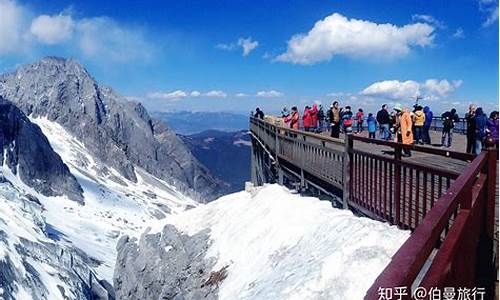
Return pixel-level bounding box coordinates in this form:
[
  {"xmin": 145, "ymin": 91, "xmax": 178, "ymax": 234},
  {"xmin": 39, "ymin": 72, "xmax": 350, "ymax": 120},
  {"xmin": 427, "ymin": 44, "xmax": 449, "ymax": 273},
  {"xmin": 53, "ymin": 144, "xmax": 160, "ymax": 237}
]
[
  {"xmin": 413, "ymin": 105, "xmax": 425, "ymax": 145},
  {"xmin": 394, "ymin": 103, "xmax": 413, "ymax": 157}
]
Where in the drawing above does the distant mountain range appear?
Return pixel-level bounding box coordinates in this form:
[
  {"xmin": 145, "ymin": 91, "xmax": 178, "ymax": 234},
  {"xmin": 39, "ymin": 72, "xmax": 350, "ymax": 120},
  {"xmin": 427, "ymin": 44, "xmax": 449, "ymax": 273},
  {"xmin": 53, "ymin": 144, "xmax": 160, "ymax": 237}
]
[
  {"xmin": 180, "ymin": 130, "xmax": 251, "ymax": 193},
  {"xmin": 152, "ymin": 111, "xmax": 250, "ymax": 135}
]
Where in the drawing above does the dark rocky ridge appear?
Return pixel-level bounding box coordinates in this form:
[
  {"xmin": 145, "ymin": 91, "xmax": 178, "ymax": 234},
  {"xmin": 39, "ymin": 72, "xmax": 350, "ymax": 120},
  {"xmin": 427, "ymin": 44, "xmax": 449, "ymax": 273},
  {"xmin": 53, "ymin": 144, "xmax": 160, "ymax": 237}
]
[
  {"xmin": 0, "ymin": 97, "xmax": 83, "ymax": 202},
  {"xmin": 0, "ymin": 57, "xmax": 226, "ymax": 201}
]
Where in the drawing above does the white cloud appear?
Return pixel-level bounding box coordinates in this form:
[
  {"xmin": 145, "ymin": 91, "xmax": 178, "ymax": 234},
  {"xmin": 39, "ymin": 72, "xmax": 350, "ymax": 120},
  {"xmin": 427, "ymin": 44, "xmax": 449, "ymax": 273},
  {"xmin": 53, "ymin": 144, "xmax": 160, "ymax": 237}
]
[
  {"xmin": 0, "ymin": 1, "xmax": 155, "ymax": 63},
  {"xmin": 147, "ymin": 90, "xmax": 188, "ymax": 100},
  {"xmin": 361, "ymin": 79, "xmax": 462, "ymax": 100},
  {"xmin": 256, "ymin": 90, "xmax": 284, "ymax": 98},
  {"xmin": 479, "ymin": 0, "xmax": 499, "ymax": 27},
  {"xmin": 276, "ymin": 13, "xmax": 435, "ymax": 64},
  {"xmin": 76, "ymin": 17, "xmax": 154, "ymax": 62},
  {"xmin": 411, "ymin": 14, "xmax": 446, "ymax": 29},
  {"xmin": 30, "ymin": 14, "xmax": 74, "ymax": 44},
  {"xmin": 147, "ymin": 90, "xmax": 228, "ymax": 100},
  {"xmin": 205, "ymin": 90, "xmax": 227, "ymax": 98},
  {"xmin": 0, "ymin": 0, "xmax": 27, "ymax": 54},
  {"xmin": 452, "ymin": 28, "xmax": 465, "ymax": 38},
  {"xmin": 215, "ymin": 43, "xmax": 236, "ymax": 51},
  {"xmin": 237, "ymin": 37, "xmax": 259, "ymax": 56},
  {"xmin": 362, "ymin": 80, "xmax": 420, "ymax": 99},
  {"xmin": 236, "ymin": 93, "xmax": 249, "ymax": 97},
  {"xmin": 423, "ymin": 79, "xmax": 463, "ymax": 98},
  {"xmin": 484, "ymin": 6, "xmax": 499, "ymax": 26},
  {"xmin": 216, "ymin": 36, "xmax": 259, "ymax": 56}
]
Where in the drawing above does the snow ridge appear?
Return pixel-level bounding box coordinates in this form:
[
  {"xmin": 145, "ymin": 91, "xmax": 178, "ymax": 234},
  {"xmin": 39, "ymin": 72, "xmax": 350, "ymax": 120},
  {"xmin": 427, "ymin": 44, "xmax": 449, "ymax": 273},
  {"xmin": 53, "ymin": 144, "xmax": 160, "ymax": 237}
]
[{"xmin": 120, "ymin": 184, "xmax": 409, "ymax": 300}]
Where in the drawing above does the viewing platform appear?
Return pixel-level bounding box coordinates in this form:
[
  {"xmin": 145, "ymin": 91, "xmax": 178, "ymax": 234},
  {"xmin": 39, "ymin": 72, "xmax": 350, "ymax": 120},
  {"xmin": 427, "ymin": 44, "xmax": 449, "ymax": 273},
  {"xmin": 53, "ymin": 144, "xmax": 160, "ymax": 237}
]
[{"xmin": 249, "ymin": 116, "xmax": 498, "ymax": 299}]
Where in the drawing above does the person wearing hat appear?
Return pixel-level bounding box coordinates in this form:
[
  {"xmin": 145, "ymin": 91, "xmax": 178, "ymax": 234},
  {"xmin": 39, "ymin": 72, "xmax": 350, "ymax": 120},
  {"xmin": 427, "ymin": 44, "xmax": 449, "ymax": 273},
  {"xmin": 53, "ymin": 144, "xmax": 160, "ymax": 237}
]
[{"xmin": 394, "ymin": 103, "xmax": 413, "ymax": 157}]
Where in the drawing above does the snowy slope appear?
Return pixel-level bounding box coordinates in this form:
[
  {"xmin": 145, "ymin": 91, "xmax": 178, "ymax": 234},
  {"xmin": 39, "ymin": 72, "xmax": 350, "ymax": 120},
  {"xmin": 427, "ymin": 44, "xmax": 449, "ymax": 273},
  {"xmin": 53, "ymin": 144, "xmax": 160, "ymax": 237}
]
[
  {"xmin": 120, "ymin": 184, "xmax": 410, "ymax": 300},
  {"xmin": 0, "ymin": 178, "xmax": 112, "ymax": 299},
  {"xmin": 6, "ymin": 117, "xmax": 198, "ymax": 283}
]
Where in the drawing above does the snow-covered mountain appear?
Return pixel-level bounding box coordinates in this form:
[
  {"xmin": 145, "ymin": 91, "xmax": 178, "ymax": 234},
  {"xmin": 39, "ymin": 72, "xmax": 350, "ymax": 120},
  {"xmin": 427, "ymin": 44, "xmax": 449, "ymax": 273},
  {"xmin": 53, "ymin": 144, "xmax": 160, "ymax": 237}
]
[
  {"xmin": 115, "ymin": 184, "xmax": 409, "ymax": 300},
  {"xmin": 0, "ymin": 112, "xmax": 198, "ymax": 299},
  {"xmin": 0, "ymin": 57, "xmax": 226, "ymax": 202},
  {"xmin": 0, "ymin": 58, "xmax": 214, "ymax": 299},
  {"xmin": 0, "ymin": 57, "xmax": 409, "ymax": 300},
  {"xmin": 0, "ymin": 104, "xmax": 199, "ymax": 298}
]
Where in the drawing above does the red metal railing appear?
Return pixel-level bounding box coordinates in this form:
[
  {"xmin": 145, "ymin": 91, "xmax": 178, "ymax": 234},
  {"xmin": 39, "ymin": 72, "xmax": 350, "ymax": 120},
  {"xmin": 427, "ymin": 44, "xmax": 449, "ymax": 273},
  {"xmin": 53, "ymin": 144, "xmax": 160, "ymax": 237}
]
[
  {"xmin": 346, "ymin": 135, "xmax": 475, "ymax": 230},
  {"xmin": 362, "ymin": 146, "xmax": 497, "ymax": 299}
]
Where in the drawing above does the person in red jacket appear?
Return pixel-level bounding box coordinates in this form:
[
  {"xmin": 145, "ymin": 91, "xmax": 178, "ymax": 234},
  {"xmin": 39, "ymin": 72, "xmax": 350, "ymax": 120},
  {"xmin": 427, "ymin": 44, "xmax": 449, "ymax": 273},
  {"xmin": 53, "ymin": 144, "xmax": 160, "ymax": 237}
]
[
  {"xmin": 285, "ymin": 106, "xmax": 299, "ymax": 129},
  {"xmin": 303, "ymin": 106, "xmax": 312, "ymax": 131},
  {"xmin": 355, "ymin": 108, "xmax": 364, "ymax": 133},
  {"xmin": 310, "ymin": 104, "xmax": 319, "ymax": 132}
]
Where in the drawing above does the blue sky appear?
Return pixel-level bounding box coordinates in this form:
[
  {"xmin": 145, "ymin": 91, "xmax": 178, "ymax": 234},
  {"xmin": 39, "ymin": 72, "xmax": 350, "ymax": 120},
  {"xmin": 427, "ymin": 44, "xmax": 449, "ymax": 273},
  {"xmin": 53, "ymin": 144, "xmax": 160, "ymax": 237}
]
[{"xmin": 0, "ymin": 0, "xmax": 498, "ymax": 115}]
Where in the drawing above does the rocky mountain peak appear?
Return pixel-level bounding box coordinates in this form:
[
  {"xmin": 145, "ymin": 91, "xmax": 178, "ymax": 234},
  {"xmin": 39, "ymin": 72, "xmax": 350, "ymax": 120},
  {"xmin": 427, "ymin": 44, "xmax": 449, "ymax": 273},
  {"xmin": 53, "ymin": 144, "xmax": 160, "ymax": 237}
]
[{"xmin": 0, "ymin": 57, "xmax": 226, "ymax": 201}]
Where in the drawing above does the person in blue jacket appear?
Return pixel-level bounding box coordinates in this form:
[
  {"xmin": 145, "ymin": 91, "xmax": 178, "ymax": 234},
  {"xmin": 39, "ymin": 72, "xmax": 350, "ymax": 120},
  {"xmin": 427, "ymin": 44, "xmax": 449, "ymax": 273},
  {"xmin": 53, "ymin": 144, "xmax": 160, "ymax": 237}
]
[
  {"xmin": 474, "ymin": 107, "xmax": 488, "ymax": 154},
  {"xmin": 423, "ymin": 106, "xmax": 433, "ymax": 144},
  {"xmin": 367, "ymin": 113, "xmax": 377, "ymax": 138}
]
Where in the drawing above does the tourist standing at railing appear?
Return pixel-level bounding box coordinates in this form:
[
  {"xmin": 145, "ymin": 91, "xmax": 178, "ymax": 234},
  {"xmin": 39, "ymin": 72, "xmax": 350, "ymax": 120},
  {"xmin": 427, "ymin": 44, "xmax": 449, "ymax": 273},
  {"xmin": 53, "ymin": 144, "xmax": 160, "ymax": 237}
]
[
  {"xmin": 254, "ymin": 107, "xmax": 264, "ymax": 119},
  {"xmin": 310, "ymin": 104, "xmax": 319, "ymax": 133},
  {"xmin": 284, "ymin": 106, "xmax": 299, "ymax": 129},
  {"xmin": 441, "ymin": 108, "xmax": 459, "ymax": 148},
  {"xmin": 328, "ymin": 101, "xmax": 341, "ymax": 138},
  {"xmin": 376, "ymin": 104, "xmax": 391, "ymax": 141},
  {"xmin": 465, "ymin": 104, "xmax": 477, "ymax": 154},
  {"xmin": 367, "ymin": 113, "xmax": 377, "ymax": 139},
  {"xmin": 423, "ymin": 106, "xmax": 433, "ymax": 144},
  {"xmin": 474, "ymin": 107, "xmax": 488, "ymax": 154},
  {"xmin": 413, "ymin": 106, "xmax": 425, "ymax": 145},
  {"xmin": 355, "ymin": 108, "xmax": 364, "ymax": 133},
  {"xmin": 341, "ymin": 106, "xmax": 354, "ymax": 133},
  {"xmin": 393, "ymin": 104, "xmax": 412, "ymax": 157},
  {"xmin": 303, "ymin": 106, "xmax": 312, "ymax": 132},
  {"xmin": 317, "ymin": 105, "xmax": 325, "ymax": 133},
  {"xmin": 487, "ymin": 111, "xmax": 499, "ymax": 148}
]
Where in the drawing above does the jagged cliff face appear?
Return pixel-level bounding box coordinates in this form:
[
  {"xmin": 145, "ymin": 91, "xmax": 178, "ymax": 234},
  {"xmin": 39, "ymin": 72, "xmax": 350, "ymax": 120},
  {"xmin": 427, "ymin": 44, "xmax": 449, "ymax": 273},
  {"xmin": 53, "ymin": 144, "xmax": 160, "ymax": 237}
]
[
  {"xmin": 0, "ymin": 57, "xmax": 225, "ymax": 201},
  {"xmin": 0, "ymin": 97, "xmax": 83, "ymax": 202}
]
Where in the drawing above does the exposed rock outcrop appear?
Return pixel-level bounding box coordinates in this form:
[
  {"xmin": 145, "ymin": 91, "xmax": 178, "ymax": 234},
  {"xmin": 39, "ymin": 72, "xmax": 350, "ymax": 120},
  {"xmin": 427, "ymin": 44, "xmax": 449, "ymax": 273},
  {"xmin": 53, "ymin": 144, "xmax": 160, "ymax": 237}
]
[
  {"xmin": 114, "ymin": 225, "xmax": 218, "ymax": 300},
  {"xmin": 0, "ymin": 97, "xmax": 83, "ymax": 202}
]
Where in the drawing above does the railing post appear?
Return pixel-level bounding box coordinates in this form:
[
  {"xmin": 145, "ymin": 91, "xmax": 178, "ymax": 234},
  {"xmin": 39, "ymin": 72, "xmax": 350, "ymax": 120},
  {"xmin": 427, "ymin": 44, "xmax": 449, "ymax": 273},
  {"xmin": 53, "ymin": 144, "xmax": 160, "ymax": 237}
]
[
  {"xmin": 275, "ymin": 123, "xmax": 284, "ymax": 185},
  {"xmin": 300, "ymin": 137, "xmax": 306, "ymax": 191},
  {"xmin": 476, "ymin": 147, "xmax": 497, "ymax": 297},
  {"xmin": 485, "ymin": 148, "xmax": 497, "ymax": 239},
  {"xmin": 342, "ymin": 133, "xmax": 353, "ymax": 209},
  {"xmin": 394, "ymin": 145, "xmax": 402, "ymax": 226}
]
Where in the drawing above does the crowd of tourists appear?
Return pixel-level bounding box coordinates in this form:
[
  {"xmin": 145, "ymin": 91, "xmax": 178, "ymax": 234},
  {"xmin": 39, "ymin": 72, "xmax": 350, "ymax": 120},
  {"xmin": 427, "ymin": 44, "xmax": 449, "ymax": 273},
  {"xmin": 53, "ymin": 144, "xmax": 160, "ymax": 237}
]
[{"xmin": 253, "ymin": 101, "xmax": 499, "ymax": 157}]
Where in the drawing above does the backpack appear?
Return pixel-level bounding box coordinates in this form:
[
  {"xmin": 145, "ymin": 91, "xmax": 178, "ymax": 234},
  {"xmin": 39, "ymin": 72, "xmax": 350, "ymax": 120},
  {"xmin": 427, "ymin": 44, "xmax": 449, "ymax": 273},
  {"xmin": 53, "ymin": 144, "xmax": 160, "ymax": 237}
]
[
  {"xmin": 443, "ymin": 114, "xmax": 455, "ymax": 128},
  {"xmin": 343, "ymin": 119, "xmax": 353, "ymax": 127}
]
